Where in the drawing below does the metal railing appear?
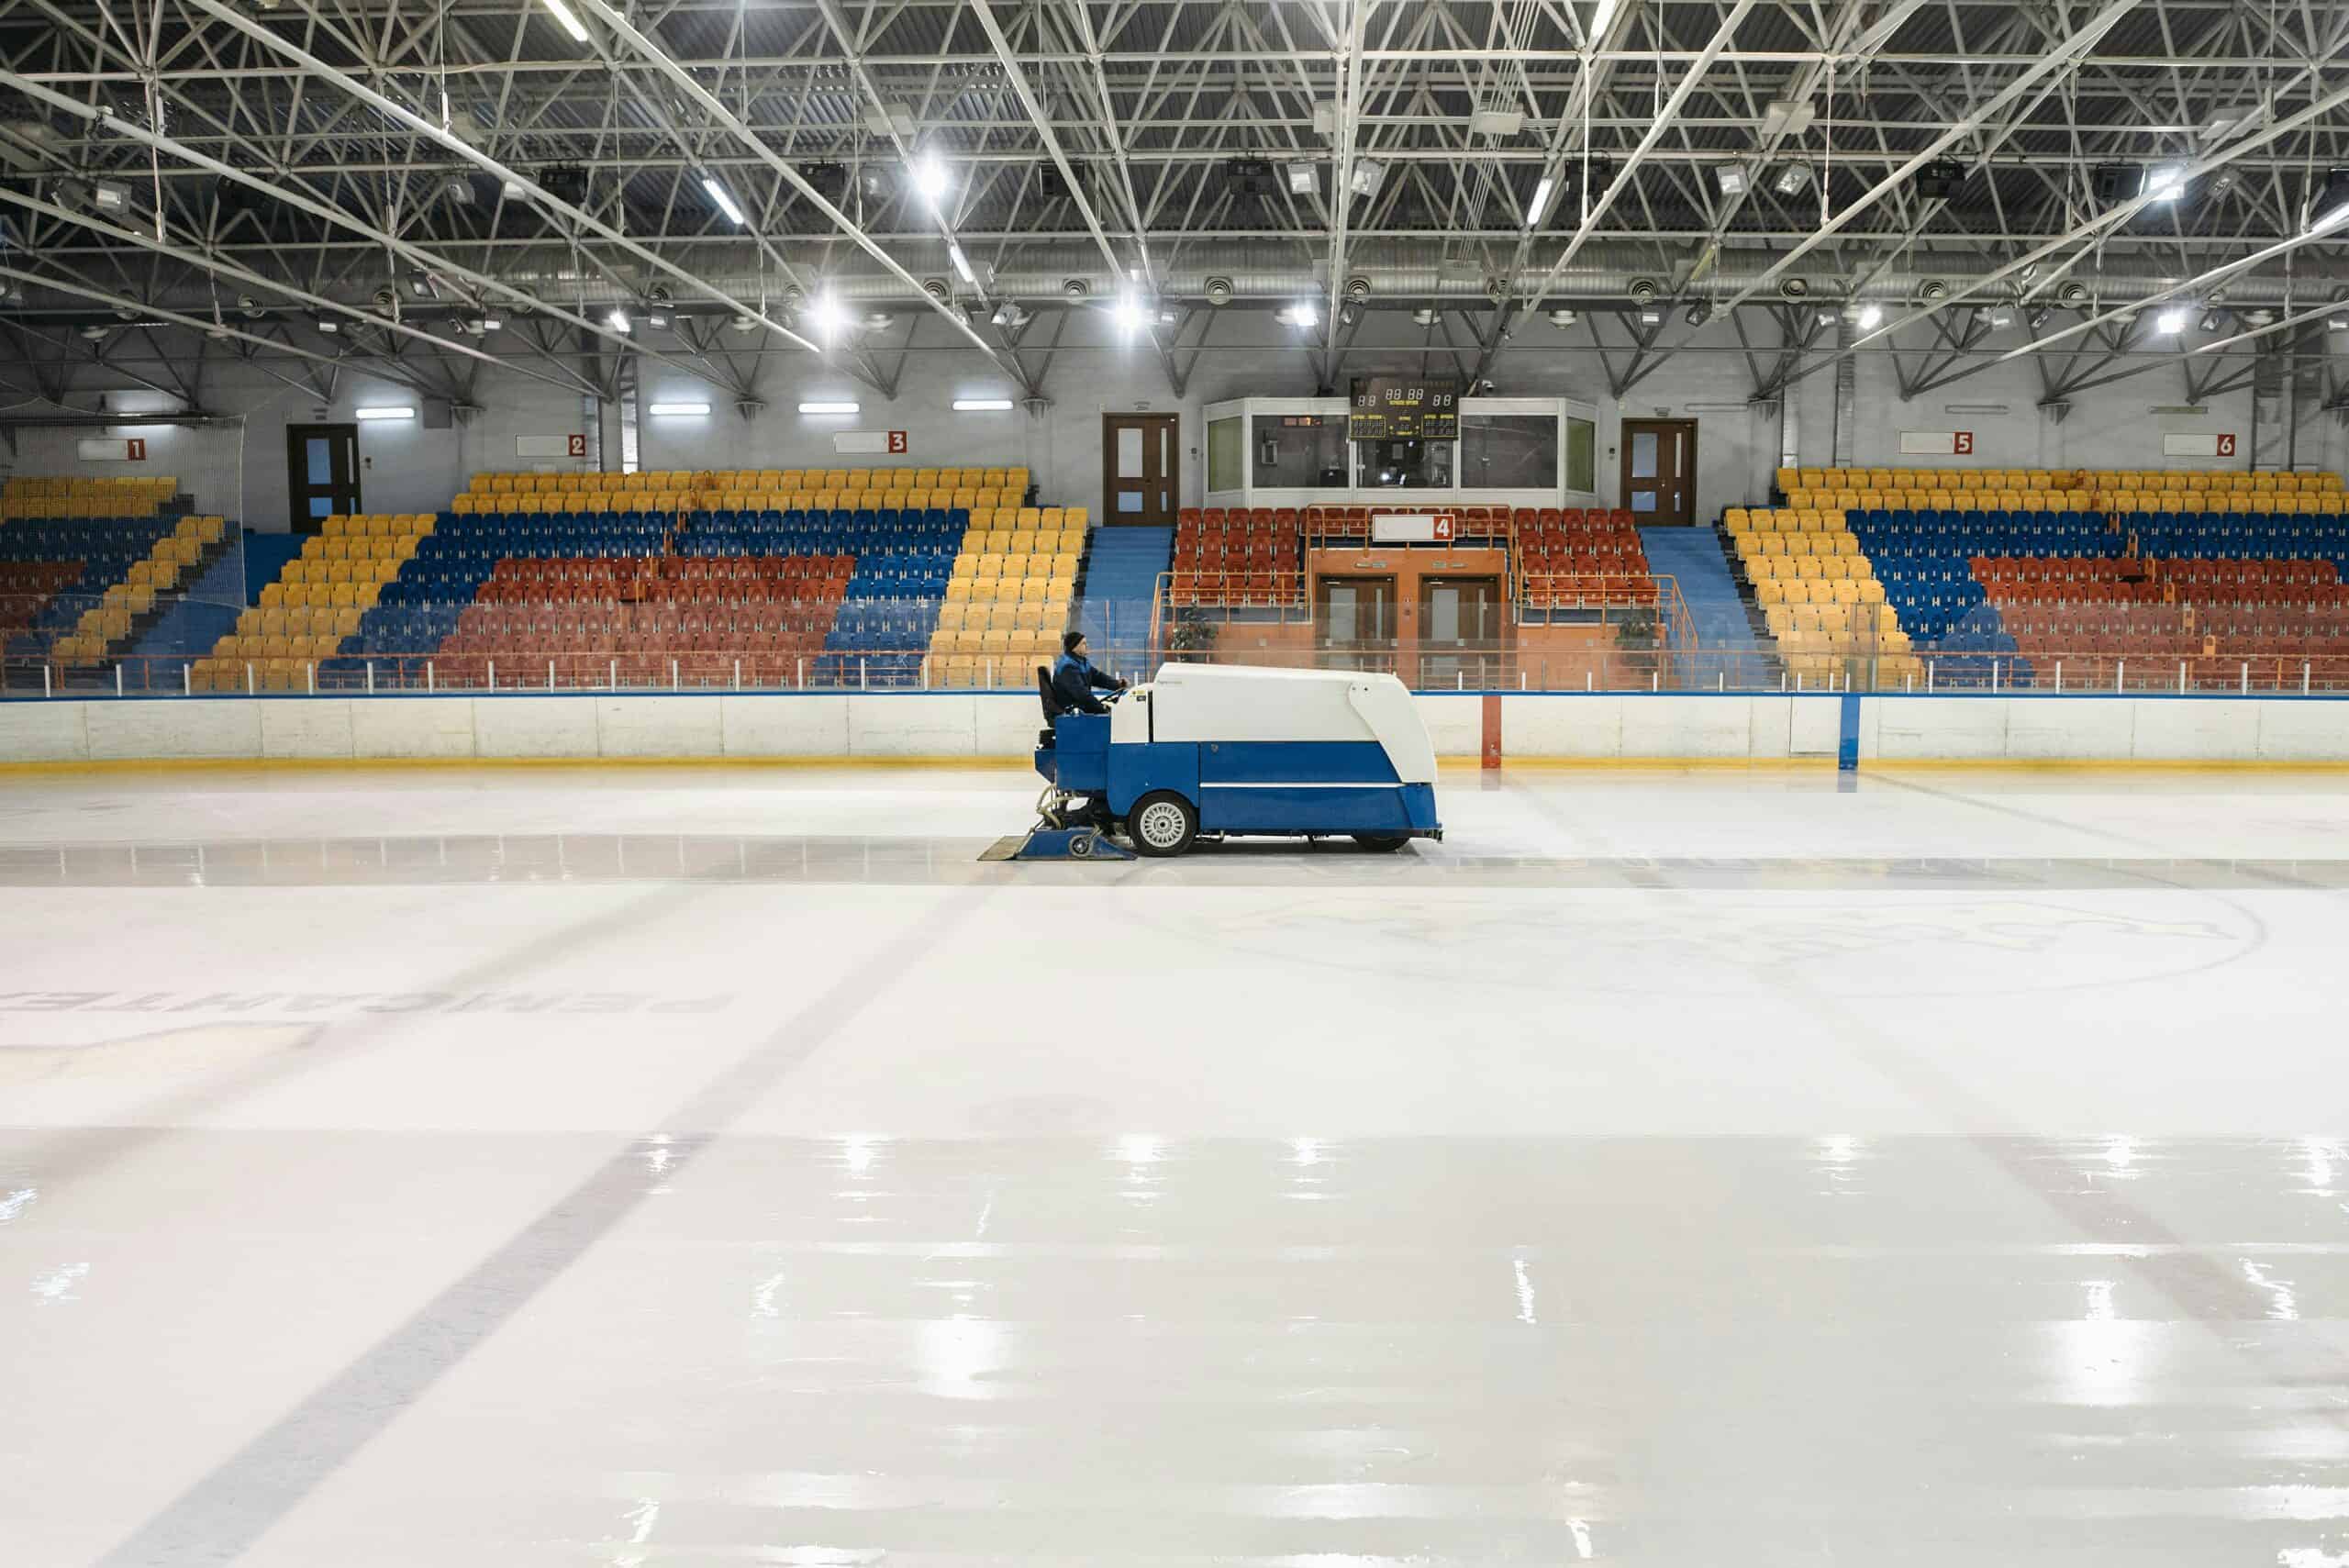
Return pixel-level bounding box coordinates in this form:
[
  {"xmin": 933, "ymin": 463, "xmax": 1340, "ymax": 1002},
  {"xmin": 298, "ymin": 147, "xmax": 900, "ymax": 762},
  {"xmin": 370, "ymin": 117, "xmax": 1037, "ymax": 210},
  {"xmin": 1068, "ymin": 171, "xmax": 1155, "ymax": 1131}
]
[{"xmin": 21, "ymin": 642, "xmax": 2349, "ymax": 697}]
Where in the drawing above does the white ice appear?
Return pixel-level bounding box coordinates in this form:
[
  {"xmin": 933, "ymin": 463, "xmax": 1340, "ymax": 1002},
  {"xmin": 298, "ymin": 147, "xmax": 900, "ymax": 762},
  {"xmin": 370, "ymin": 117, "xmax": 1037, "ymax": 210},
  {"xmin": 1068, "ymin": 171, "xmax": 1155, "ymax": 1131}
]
[{"xmin": 3, "ymin": 762, "xmax": 2348, "ymax": 1565}]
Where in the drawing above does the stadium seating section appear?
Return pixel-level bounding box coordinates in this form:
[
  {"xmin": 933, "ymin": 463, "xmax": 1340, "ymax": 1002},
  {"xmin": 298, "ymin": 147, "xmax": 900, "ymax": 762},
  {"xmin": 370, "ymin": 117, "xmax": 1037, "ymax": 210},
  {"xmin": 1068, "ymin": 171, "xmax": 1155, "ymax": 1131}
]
[
  {"xmin": 194, "ymin": 465, "xmax": 1078, "ymax": 690},
  {"xmin": 4, "ymin": 474, "xmax": 176, "ymax": 520},
  {"xmin": 3, "ymin": 504, "xmax": 227, "ymax": 667},
  {"xmin": 1735, "ymin": 466, "xmax": 2349, "ymax": 684},
  {"xmin": 1168, "ymin": 504, "xmax": 1657, "ymax": 613},
  {"xmin": 451, "ymin": 465, "xmax": 1030, "ymax": 518},
  {"xmin": 930, "ymin": 509, "xmax": 1087, "ymax": 684}
]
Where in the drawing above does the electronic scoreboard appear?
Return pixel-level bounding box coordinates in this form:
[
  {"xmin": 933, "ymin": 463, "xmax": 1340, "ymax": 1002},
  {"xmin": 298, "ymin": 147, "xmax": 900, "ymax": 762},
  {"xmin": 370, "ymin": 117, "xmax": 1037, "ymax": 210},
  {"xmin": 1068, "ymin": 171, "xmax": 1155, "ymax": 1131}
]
[{"xmin": 1348, "ymin": 376, "xmax": 1461, "ymax": 440}]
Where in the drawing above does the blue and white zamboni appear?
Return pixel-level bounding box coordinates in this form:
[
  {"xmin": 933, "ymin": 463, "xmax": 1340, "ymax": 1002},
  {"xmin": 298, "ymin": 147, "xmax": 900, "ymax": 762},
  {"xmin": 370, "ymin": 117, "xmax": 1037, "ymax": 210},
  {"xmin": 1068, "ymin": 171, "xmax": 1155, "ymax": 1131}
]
[{"xmin": 1027, "ymin": 662, "xmax": 1443, "ymax": 858}]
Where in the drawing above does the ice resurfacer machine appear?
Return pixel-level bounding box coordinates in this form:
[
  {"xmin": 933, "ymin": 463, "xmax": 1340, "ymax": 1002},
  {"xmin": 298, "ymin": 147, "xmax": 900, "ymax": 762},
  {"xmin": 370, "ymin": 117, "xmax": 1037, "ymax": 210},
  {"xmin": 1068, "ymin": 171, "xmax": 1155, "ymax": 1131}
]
[{"xmin": 1016, "ymin": 663, "xmax": 1443, "ymax": 858}]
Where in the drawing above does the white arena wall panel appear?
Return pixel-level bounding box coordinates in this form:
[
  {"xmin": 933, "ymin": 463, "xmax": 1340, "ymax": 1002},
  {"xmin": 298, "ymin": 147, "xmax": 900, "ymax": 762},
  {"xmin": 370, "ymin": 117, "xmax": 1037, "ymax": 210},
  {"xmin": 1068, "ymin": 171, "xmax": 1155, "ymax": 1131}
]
[{"xmin": 11, "ymin": 693, "xmax": 2349, "ymax": 765}]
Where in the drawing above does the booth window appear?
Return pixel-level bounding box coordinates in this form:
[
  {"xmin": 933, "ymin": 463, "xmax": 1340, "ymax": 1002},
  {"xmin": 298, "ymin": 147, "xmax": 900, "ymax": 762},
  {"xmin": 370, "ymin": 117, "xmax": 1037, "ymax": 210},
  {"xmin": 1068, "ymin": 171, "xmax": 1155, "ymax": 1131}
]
[
  {"xmin": 1250, "ymin": 415, "xmax": 1351, "ymax": 488},
  {"xmin": 1459, "ymin": 414, "xmax": 1559, "ymax": 489},
  {"xmin": 1565, "ymin": 416, "xmax": 1596, "ymax": 493},
  {"xmin": 1207, "ymin": 417, "xmax": 1243, "ymax": 492},
  {"xmin": 1363, "ymin": 439, "xmax": 1454, "ymax": 488}
]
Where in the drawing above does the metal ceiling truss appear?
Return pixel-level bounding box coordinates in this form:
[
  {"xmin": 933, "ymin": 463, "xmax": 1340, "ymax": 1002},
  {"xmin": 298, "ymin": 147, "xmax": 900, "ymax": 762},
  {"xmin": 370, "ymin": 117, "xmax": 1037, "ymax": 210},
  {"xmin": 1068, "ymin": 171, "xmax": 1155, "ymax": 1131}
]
[{"xmin": 3, "ymin": 0, "xmax": 2348, "ymax": 410}]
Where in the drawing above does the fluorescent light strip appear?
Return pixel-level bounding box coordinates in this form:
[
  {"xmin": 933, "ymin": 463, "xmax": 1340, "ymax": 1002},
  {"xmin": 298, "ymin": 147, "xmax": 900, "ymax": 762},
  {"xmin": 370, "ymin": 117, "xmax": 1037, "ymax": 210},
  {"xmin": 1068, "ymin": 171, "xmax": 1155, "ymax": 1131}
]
[
  {"xmin": 541, "ymin": 0, "xmax": 590, "ymax": 42},
  {"xmin": 648, "ymin": 401, "xmax": 711, "ymax": 416},
  {"xmin": 701, "ymin": 177, "xmax": 746, "ymax": 227},
  {"xmin": 798, "ymin": 401, "xmax": 860, "ymax": 416},
  {"xmin": 947, "ymin": 242, "xmax": 977, "ymax": 285},
  {"xmin": 355, "ymin": 406, "xmax": 416, "ymax": 420},
  {"xmin": 1527, "ymin": 175, "xmax": 1555, "ymax": 226},
  {"xmin": 953, "ymin": 398, "xmax": 1014, "ymax": 412}
]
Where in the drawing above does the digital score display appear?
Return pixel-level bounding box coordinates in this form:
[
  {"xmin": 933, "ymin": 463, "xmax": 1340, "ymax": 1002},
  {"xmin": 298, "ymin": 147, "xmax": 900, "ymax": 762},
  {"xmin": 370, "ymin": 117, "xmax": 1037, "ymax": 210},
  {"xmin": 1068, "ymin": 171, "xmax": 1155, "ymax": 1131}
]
[{"xmin": 1348, "ymin": 376, "xmax": 1461, "ymax": 441}]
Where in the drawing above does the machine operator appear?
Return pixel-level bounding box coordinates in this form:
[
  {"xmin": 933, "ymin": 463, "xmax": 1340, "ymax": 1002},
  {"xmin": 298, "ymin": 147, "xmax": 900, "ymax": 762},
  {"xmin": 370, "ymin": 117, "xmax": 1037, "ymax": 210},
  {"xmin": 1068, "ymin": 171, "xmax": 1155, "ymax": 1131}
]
[{"xmin": 1052, "ymin": 631, "xmax": 1129, "ymax": 715}]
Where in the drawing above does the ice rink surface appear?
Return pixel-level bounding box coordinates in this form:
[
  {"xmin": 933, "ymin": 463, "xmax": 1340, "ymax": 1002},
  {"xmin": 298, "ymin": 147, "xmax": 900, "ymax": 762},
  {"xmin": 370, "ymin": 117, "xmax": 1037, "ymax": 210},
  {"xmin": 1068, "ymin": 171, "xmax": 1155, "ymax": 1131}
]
[{"xmin": 4, "ymin": 761, "xmax": 2348, "ymax": 1566}]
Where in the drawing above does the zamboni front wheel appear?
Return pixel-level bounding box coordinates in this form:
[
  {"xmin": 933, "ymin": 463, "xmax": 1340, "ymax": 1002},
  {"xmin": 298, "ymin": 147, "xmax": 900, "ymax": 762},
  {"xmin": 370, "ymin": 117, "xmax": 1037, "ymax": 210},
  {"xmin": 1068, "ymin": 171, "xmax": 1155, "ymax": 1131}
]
[{"xmin": 1129, "ymin": 792, "xmax": 1198, "ymax": 857}]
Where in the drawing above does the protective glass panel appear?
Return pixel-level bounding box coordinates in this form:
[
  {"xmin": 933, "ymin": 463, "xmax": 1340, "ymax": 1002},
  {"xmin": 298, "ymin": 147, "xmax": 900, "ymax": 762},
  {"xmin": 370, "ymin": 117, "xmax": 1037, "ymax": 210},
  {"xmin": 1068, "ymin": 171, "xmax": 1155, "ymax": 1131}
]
[
  {"xmin": 1250, "ymin": 416, "xmax": 1350, "ymax": 487},
  {"xmin": 1631, "ymin": 431, "xmax": 1658, "ymax": 479},
  {"xmin": 1326, "ymin": 584, "xmax": 1359, "ymax": 642},
  {"xmin": 1116, "ymin": 426, "xmax": 1144, "ymax": 479},
  {"xmin": 1459, "ymin": 415, "xmax": 1558, "ymax": 488},
  {"xmin": 1206, "ymin": 417, "xmax": 1242, "ymax": 491},
  {"xmin": 1566, "ymin": 417, "xmax": 1597, "ymax": 493},
  {"xmin": 1428, "ymin": 584, "xmax": 1461, "ymax": 642}
]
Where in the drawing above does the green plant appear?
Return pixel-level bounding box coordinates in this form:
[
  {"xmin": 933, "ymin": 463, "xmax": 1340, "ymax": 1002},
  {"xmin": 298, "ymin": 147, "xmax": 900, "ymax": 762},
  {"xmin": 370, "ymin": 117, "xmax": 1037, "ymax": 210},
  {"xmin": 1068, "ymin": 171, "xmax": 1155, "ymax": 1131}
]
[{"xmin": 1164, "ymin": 606, "xmax": 1220, "ymax": 655}]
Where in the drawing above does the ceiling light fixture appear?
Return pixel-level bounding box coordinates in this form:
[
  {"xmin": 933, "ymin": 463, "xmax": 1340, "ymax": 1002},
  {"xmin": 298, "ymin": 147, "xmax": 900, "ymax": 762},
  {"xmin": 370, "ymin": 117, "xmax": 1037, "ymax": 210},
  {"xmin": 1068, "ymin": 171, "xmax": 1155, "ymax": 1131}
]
[
  {"xmin": 355, "ymin": 406, "xmax": 416, "ymax": 420},
  {"xmin": 1527, "ymin": 174, "xmax": 1556, "ymax": 227},
  {"xmin": 2309, "ymin": 169, "xmax": 2349, "ymax": 234},
  {"xmin": 648, "ymin": 401, "xmax": 711, "ymax": 416},
  {"xmin": 1286, "ymin": 161, "xmax": 1317, "ymax": 195},
  {"xmin": 912, "ymin": 154, "xmax": 950, "ymax": 206},
  {"xmin": 1714, "ymin": 163, "xmax": 1750, "ymax": 197},
  {"xmin": 2154, "ymin": 306, "xmax": 2188, "ymax": 334},
  {"xmin": 1772, "ymin": 161, "xmax": 1814, "ymax": 198},
  {"xmin": 540, "ymin": 0, "xmax": 590, "ymax": 43},
  {"xmin": 1280, "ymin": 301, "xmax": 1319, "ymax": 328},
  {"xmin": 1856, "ymin": 304, "xmax": 1884, "ymax": 329},
  {"xmin": 2144, "ymin": 164, "xmax": 2187, "ymax": 202},
  {"xmin": 606, "ymin": 306, "xmax": 630, "ymax": 333},
  {"xmin": 947, "ymin": 241, "xmax": 978, "ymax": 285},
  {"xmin": 701, "ymin": 176, "xmax": 746, "ymax": 227},
  {"xmin": 797, "ymin": 400, "xmax": 860, "ymax": 415},
  {"xmin": 952, "ymin": 397, "xmax": 1015, "ymax": 412}
]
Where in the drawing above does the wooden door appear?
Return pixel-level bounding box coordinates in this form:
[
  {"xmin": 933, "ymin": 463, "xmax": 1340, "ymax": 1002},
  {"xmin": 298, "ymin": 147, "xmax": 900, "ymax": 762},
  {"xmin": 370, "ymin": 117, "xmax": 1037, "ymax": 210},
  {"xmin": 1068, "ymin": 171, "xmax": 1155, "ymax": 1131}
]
[
  {"xmin": 1315, "ymin": 574, "xmax": 1397, "ymax": 672},
  {"xmin": 1620, "ymin": 417, "xmax": 1696, "ymax": 525},
  {"xmin": 1103, "ymin": 413, "xmax": 1178, "ymax": 526},
  {"xmin": 1417, "ymin": 574, "xmax": 1502, "ymax": 686}
]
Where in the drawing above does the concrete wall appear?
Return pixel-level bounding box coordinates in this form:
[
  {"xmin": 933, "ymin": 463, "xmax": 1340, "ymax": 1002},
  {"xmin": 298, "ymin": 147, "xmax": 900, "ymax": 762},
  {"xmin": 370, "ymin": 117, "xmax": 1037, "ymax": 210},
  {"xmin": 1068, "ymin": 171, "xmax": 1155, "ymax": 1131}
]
[
  {"xmin": 9, "ymin": 691, "xmax": 2349, "ymax": 765},
  {"xmin": 5, "ymin": 311, "xmax": 2339, "ymax": 535}
]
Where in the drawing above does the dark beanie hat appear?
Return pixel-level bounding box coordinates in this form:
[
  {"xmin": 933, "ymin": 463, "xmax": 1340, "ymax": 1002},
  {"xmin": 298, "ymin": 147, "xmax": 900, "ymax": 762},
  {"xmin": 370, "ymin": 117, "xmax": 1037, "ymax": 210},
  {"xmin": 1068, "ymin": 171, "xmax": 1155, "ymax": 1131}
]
[{"xmin": 1063, "ymin": 630, "xmax": 1085, "ymax": 654}]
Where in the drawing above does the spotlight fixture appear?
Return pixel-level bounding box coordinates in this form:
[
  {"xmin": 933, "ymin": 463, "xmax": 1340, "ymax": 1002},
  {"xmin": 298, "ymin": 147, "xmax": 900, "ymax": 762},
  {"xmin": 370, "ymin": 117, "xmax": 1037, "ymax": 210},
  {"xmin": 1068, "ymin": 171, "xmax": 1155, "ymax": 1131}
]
[
  {"xmin": 1914, "ymin": 159, "xmax": 1964, "ymax": 200},
  {"xmin": 730, "ymin": 314, "xmax": 760, "ymax": 334},
  {"xmin": 1684, "ymin": 300, "xmax": 1712, "ymax": 327},
  {"xmin": 1280, "ymin": 302, "xmax": 1319, "ymax": 328},
  {"xmin": 988, "ymin": 301, "xmax": 1030, "ymax": 329},
  {"xmin": 440, "ymin": 174, "xmax": 473, "ymax": 205},
  {"xmin": 2154, "ymin": 306, "xmax": 2188, "ymax": 334},
  {"xmin": 1412, "ymin": 306, "xmax": 1440, "ymax": 326},
  {"xmin": 1347, "ymin": 158, "xmax": 1386, "ymax": 198},
  {"xmin": 1713, "ymin": 163, "xmax": 1750, "ymax": 198},
  {"xmin": 1221, "ymin": 159, "xmax": 1277, "ymax": 198},
  {"xmin": 317, "ymin": 317, "xmax": 340, "ymax": 335},
  {"xmin": 540, "ymin": 164, "xmax": 588, "ymax": 206},
  {"xmin": 1772, "ymin": 161, "xmax": 1814, "ymax": 198},
  {"xmin": 1637, "ymin": 307, "xmax": 1662, "ymax": 327},
  {"xmin": 1111, "ymin": 293, "xmax": 1146, "ymax": 335},
  {"xmin": 90, "ymin": 180, "xmax": 131, "ymax": 212},
  {"xmin": 2027, "ymin": 307, "xmax": 2052, "ymax": 331},
  {"xmin": 2199, "ymin": 311, "xmax": 2221, "ymax": 333},
  {"xmin": 1987, "ymin": 308, "xmax": 2014, "ymax": 328},
  {"xmin": 1855, "ymin": 304, "xmax": 1884, "ymax": 329},
  {"xmin": 606, "ymin": 306, "xmax": 630, "ymax": 333},
  {"xmin": 1284, "ymin": 161, "xmax": 1317, "ymax": 196},
  {"xmin": 911, "ymin": 154, "xmax": 949, "ymax": 206},
  {"xmin": 1547, "ymin": 307, "xmax": 1577, "ymax": 328},
  {"xmin": 2145, "ymin": 164, "xmax": 2187, "ymax": 202},
  {"xmin": 806, "ymin": 294, "xmax": 847, "ymax": 336}
]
